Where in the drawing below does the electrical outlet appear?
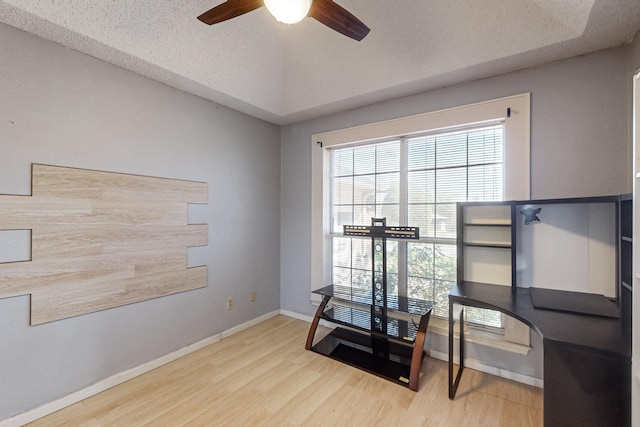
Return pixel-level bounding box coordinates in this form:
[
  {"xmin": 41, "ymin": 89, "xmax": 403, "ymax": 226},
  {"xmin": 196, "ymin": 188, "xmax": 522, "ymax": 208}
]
[
  {"xmin": 226, "ymin": 298, "xmax": 234, "ymax": 310},
  {"xmin": 250, "ymin": 291, "xmax": 256, "ymax": 302}
]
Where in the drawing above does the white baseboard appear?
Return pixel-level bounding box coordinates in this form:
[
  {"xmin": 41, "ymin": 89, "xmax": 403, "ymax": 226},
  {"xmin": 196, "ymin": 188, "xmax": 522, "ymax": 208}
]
[
  {"xmin": 278, "ymin": 309, "xmax": 313, "ymax": 323},
  {"xmin": 279, "ymin": 310, "xmax": 543, "ymax": 389},
  {"xmin": 0, "ymin": 310, "xmax": 280, "ymax": 427}
]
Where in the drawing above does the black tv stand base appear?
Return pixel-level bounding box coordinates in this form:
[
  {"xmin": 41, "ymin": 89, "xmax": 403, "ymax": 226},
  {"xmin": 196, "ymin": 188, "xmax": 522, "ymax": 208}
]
[
  {"xmin": 310, "ymin": 326, "xmax": 427, "ymax": 388},
  {"xmin": 305, "ymin": 288, "xmax": 433, "ymax": 391}
]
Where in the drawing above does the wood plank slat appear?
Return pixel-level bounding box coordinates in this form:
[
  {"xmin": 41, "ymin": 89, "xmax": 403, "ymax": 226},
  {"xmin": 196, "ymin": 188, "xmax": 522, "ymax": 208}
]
[{"xmin": 0, "ymin": 164, "xmax": 208, "ymax": 324}]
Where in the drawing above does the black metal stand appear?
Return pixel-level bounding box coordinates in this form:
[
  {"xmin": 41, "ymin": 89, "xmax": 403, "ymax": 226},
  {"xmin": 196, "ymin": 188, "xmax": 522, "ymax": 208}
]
[{"xmin": 306, "ymin": 218, "xmax": 434, "ymax": 391}]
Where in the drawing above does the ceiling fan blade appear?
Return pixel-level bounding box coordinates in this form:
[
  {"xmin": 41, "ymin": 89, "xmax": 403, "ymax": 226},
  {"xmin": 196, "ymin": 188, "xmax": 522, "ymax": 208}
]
[
  {"xmin": 309, "ymin": 0, "xmax": 370, "ymax": 41},
  {"xmin": 197, "ymin": 0, "xmax": 263, "ymax": 25}
]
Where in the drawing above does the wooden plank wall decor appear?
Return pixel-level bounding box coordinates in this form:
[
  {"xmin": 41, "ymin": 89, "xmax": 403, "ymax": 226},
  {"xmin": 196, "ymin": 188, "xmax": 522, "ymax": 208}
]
[{"xmin": 0, "ymin": 164, "xmax": 208, "ymax": 325}]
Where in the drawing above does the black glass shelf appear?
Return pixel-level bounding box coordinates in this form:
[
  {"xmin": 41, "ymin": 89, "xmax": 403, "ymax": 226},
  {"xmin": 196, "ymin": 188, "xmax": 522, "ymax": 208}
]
[
  {"xmin": 320, "ymin": 306, "xmax": 422, "ymax": 343},
  {"xmin": 308, "ymin": 285, "xmax": 433, "ymax": 391},
  {"xmin": 311, "ymin": 327, "xmax": 423, "ymax": 387},
  {"xmin": 462, "ymin": 242, "xmax": 511, "ymax": 249},
  {"xmin": 312, "ymin": 285, "xmax": 434, "ymax": 317},
  {"xmin": 462, "ymin": 222, "xmax": 511, "ymax": 227}
]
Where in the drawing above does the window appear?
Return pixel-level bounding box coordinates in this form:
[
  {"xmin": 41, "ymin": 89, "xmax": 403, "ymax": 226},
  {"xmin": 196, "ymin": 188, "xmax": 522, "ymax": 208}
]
[
  {"xmin": 329, "ymin": 124, "xmax": 504, "ymax": 326},
  {"xmin": 311, "ymin": 94, "xmax": 531, "ymax": 349}
]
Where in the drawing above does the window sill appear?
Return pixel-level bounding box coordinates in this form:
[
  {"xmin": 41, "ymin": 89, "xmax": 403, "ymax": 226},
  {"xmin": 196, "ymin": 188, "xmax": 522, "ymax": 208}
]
[{"xmin": 428, "ymin": 316, "xmax": 531, "ymax": 355}]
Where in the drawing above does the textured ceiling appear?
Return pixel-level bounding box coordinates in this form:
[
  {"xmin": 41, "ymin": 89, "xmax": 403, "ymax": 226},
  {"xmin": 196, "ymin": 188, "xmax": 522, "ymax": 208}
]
[{"xmin": 1, "ymin": 0, "xmax": 640, "ymax": 125}]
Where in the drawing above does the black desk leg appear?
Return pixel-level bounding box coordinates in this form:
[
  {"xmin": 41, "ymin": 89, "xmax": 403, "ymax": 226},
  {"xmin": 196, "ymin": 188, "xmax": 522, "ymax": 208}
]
[{"xmin": 449, "ymin": 302, "xmax": 464, "ymax": 399}]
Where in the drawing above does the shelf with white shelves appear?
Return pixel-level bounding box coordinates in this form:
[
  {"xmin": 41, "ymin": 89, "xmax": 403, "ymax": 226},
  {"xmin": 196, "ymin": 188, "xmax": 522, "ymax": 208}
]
[{"xmin": 456, "ymin": 194, "xmax": 632, "ymax": 426}]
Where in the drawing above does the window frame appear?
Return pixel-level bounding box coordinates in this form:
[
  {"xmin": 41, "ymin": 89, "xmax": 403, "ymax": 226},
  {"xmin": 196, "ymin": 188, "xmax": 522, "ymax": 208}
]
[{"xmin": 310, "ymin": 93, "xmax": 531, "ymax": 351}]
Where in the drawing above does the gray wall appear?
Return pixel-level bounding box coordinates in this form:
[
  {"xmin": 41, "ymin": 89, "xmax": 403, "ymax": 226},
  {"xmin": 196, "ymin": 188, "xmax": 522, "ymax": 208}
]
[
  {"xmin": 631, "ymin": 30, "xmax": 640, "ymax": 72},
  {"xmin": 0, "ymin": 23, "xmax": 281, "ymax": 420},
  {"xmin": 280, "ymin": 45, "xmax": 632, "ymax": 378}
]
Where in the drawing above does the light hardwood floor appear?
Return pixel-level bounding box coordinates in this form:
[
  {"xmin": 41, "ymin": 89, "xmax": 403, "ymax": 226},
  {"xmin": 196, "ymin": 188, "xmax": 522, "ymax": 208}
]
[{"xmin": 28, "ymin": 315, "xmax": 543, "ymax": 426}]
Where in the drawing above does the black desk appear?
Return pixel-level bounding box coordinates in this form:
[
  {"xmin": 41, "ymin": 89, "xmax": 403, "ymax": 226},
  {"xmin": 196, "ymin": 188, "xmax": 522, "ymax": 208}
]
[{"xmin": 449, "ymin": 282, "xmax": 630, "ymax": 427}]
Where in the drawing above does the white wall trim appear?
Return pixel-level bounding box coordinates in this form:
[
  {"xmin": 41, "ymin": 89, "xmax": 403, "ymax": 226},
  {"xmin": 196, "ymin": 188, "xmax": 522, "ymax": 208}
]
[{"xmin": 0, "ymin": 310, "xmax": 280, "ymax": 427}]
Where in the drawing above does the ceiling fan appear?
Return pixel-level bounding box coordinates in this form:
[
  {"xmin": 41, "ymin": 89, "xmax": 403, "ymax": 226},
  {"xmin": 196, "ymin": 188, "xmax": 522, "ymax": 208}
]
[{"xmin": 197, "ymin": 0, "xmax": 370, "ymax": 41}]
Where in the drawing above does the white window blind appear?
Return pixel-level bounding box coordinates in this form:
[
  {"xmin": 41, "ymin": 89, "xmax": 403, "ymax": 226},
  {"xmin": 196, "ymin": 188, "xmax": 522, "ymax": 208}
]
[{"xmin": 330, "ymin": 123, "xmax": 505, "ymax": 327}]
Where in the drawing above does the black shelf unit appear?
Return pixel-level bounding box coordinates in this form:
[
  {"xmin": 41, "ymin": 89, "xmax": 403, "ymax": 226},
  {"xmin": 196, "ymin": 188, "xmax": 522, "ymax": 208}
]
[
  {"xmin": 451, "ymin": 194, "xmax": 632, "ymax": 426},
  {"xmin": 306, "ymin": 285, "xmax": 434, "ymax": 391},
  {"xmin": 306, "ymin": 218, "xmax": 435, "ymax": 391},
  {"xmin": 457, "ymin": 195, "xmax": 625, "ymax": 295},
  {"xmin": 620, "ymin": 193, "xmax": 632, "ymax": 340}
]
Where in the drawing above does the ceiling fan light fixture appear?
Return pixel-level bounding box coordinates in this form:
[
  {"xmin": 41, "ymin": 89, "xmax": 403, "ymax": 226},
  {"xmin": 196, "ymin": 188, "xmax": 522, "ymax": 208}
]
[{"xmin": 264, "ymin": 0, "xmax": 312, "ymax": 24}]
